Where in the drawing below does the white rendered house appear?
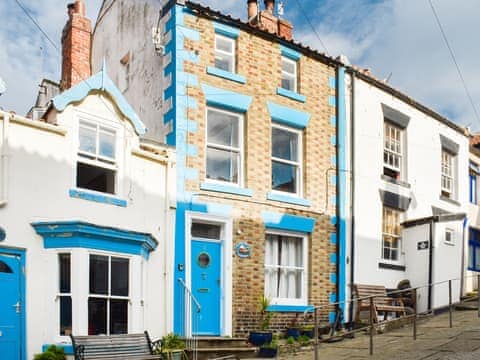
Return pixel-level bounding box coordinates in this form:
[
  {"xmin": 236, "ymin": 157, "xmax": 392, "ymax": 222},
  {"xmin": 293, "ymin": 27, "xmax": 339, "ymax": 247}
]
[{"xmin": 0, "ymin": 66, "xmax": 175, "ymax": 360}]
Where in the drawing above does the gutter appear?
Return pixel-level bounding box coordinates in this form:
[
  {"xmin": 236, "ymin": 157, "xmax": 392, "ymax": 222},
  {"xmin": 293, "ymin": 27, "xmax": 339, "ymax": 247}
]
[{"xmin": 0, "ymin": 111, "xmax": 10, "ymax": 207}]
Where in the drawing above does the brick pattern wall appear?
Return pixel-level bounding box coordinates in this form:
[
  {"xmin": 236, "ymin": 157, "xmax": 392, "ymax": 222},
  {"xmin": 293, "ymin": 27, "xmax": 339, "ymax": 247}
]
[{"xmin": 182, "ymin": 13, "xmax": 338, "ymax": 336}]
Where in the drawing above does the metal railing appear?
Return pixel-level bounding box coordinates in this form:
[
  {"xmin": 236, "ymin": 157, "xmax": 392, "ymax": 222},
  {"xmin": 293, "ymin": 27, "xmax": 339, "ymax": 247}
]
[
  {"xmin": 177, "ymin": 278, "xmax": 202, "ymax": 360},
  {"xmin": 309, "ymin": 274, "xmax": 480, "ymax": 359}
]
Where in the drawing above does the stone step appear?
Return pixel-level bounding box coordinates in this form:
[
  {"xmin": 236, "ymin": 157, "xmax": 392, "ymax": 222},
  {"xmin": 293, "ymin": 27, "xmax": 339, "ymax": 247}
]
[{"xmin": 186, "ymin": 347, "xmax": 257, "ymax": 360}]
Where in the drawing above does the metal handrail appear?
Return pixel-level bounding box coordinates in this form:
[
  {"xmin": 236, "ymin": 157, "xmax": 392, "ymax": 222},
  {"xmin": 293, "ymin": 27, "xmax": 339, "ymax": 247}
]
[{"xmin": 178, "ymin": 277, "xmax": 201, "ymax": 313}]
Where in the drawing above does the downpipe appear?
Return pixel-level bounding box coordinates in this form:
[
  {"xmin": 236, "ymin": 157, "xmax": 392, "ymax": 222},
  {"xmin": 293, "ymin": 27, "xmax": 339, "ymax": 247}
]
[{"xmin": 0, "ymin": 111, "xmax": 9, "ymax": 208}]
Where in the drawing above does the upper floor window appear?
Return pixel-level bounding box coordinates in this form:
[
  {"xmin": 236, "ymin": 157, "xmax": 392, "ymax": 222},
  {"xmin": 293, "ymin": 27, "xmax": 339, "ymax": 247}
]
[
  {"xmin": 271, "ymin": 125, "xmax": 302, "ymax": 195},
  {"xmin": 206, "ymin": 108, "xmax": 243, "ymax": 185},
  {"xmin": 471, "ymin": 171, "xmax": 478, "ymax": 204},
  {"xmin": 89, "ymin": 255, "xmax": 129, "ymax": 335},
  {"xmin": 77, "ymin": 120, "xmax": 117, "ymax": 194},
  {"xmin": 383, "ymin": 122, "xmax": 403, "ymax": 179},
  {"xmin": 264, "ymin": 232, "xmax": 307, "ymax": 305},
  {"xmin": 215, "ymin": 34, "xmax": 235, "ymax": 73},
  {"xmin": 441, "ymin": 149, "xmax": 455, "ymax": 198},
  {"xmin": 382, "ymin": 207, "xmax": 402, "ymax": 261},
  {"xmin": 281, "ymin": 56, "xmax": 297, "ymax": 92}
]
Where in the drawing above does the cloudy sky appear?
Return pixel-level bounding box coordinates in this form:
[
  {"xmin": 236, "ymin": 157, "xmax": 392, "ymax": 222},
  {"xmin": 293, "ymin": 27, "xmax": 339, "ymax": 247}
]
[{"xmin": 0, "ymin": 0, "xmax": 479, "ymax": 129}]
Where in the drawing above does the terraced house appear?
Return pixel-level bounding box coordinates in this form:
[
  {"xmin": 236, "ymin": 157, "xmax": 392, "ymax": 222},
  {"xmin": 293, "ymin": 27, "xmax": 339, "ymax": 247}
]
[{"xmin": 93, "ymin": 0, "xmax": 348, "ymax": 337}]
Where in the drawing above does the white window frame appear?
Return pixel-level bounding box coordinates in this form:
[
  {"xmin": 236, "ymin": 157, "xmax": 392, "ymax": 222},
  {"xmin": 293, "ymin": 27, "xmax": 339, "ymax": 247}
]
[
  {"xmin": 57, "ymin": 253, "xmax": 72, "ymax": 339},
  {"xmin": 281, "ymin": 56, "xmax": 297, "ymax": 92},
  {"xmin": 382, "ymin": 207, "xmax": 402, "ymax": 262},
  {"xmin": 445, "ymin": 228, "xmax": 455, "ymax": 246},
  {"xmin": 205, "ymin": 107, "xmax": 244, "ymax": 187},
  {"xmin": 383, "ymin": 122, "xmax": 403, "ymax": 177},
  {"xmin": 264, "ymin": 230, "xmax": 308, "ymax": 306},
  {"xmin": 88, "ymin": 253, "xmax": 131, "ymax": 336},
  {"xmin": 215, "ymin": 34, "xmax": 236, "ymax": 73},
  {"xmin": 75, "ymin": 111, "xmax": 121, "ymax": 196},
  {"xmin": 271, "ymin": 124, "xmax": 303, "ymax": 197},
  {"xmin": 441, "ymin": 149, "xmax": 454, "ymax": 198}
]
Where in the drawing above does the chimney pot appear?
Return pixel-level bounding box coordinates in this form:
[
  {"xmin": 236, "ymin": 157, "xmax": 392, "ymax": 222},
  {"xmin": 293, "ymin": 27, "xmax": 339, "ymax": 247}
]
[
  {"xmin": 74, "ymin": 0, "xmax": 86, "ymax": 17},
  {"xmin": 264, "ymin": 0, "xmax": 274, "ymax": 14},
  {"xmin": 248, "ymin": 0, "xmax": 258, "ymax": 20}
]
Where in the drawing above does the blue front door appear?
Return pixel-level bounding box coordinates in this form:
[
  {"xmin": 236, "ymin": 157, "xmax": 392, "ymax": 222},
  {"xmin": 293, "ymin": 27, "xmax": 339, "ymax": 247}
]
[
  {"xmin": 191, "ymin": 240, "xmax": 221, "ymax": 335},
  {"xmin": 0, "ymin": 253, "xmax": 22, "ymax": 360}
]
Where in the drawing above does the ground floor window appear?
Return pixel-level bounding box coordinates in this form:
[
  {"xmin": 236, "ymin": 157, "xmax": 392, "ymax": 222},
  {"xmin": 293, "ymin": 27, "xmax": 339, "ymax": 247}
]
[
  {"xmin": 469, "ymin": 228, "xmax": 480, "ymax": 272},
  {"xmin": 264, "ymin": 232, "xmax": 307, "ymax": 305},
  {"xmin": 59, "ymin": 253, "xmax": 72, "ymax": 336}
]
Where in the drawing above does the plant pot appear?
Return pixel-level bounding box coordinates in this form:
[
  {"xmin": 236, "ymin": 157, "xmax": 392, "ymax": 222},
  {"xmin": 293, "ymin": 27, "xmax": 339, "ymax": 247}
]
[
  {"xmin": 161, "ymin": 350, "xmax": 184, "ymax": 360},
  {"xmin": 286, "ymin": 327, "xmax": 301, "ymax": 339},
  {"xmin": 258, "ymin": 347, "xmax": 278, "ymax": 358},
  {"xmin": 248, "ymin": 331, "xmax": 272, "ymax": 346},
  {"xmin": 301, "ymin": 329, "xmax": 314, "ymax": 339}
]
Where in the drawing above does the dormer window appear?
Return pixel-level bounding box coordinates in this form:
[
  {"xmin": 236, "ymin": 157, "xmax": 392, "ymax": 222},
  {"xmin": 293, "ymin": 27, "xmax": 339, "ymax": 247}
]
[{"xmin": 77, "ymin": 120, "xmax": 117, "ymax": 194}]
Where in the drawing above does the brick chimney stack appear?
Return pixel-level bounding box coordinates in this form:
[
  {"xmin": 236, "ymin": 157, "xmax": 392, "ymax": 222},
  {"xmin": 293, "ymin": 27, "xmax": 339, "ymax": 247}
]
[
  {"xmin": 61, "ymin": 0, "xmax": 91, "ymax": 90},
  {"xmin": 248, "ymin": 0, "xmax": 293, "ymax": 41}
]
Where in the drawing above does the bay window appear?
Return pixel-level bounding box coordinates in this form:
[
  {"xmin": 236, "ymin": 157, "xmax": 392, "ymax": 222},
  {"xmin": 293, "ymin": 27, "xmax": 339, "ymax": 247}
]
[{"xmin": 58, "ymin": 253, "xmax": 72, "ymax": 336}]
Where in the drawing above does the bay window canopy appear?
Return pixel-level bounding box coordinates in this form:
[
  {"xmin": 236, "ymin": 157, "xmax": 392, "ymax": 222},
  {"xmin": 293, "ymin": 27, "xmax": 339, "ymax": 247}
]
[{"xmin": 32, "ymin": 221, "xmax": 158, "ymax": 259}]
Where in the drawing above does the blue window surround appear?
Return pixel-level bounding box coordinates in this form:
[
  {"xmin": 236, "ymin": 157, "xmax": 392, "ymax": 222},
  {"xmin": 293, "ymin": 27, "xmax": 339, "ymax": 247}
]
[
  {"xmin": 206, "ymin": 67, "xmax": 246, "ymax": 84},
  {"xmin": 470, "ymin": 174, "xmax": 477, "ymax": 204},
  {"xmin": 31, "ymin": 221, "xmax": 158, "ymax": 259},
  {"xmin": 469, "ymin": 228, "xmax": 480, "ymax": 272},
  {"xmin": 280, "ymin": 45, "xmax": 301, "ymax": 61},
  {"xmin": 267, "ymin": 101, "xmax": 310, "ymax": 129},
  {"xmin": 0, "ymin": 247, "xmax": 26, "ymax": 360},
  {"xmin": 69, "ymin": 189, "xmax": 127, "ymax": 207},
  {"xmin": 262, "ymin": 211, "xmax": 315, "ymax": 233},
  {"xmin": 267, "ymin": 305, "xmax": 314, "ymax": 312},
  {"xmin": 42, "ymin": 344, "xmax": 73, "ymax": 355},
  {"xmin": 200, "ymin": 182, "xmax": 253, "ymax": 197},
  {"xmin": 213, "ymin": 21, "xmax": 240, "ymax": 38},
  {"xmin": 202, "ymin": 84, "xmax": 252, "ymax": 113},
  {"xmin": 276, "ymin": 87, "xmax": 306, "ymax": 103},
  {"xmin": 266, "ymin": 192, "xmax": 311, "ymax": 207}
]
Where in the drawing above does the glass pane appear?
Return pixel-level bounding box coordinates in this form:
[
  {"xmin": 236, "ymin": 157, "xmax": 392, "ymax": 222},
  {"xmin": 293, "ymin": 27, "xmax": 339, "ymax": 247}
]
[
  {"xmin": 215, "ymin": 57, "xmax": 232, "ymax": 72},
  {"xmin": 272, "ymin": 161, "xmax": 297, "ymax": 193},
  {"xmin": 197, "ymin": 253, "xmax": 211, "ymax": 268},
  {"xmin": 0, "ymin": 260, "xmax": 13, "ymax": 273},
  {"xmin": 88, "ymin": 298, "xmax": 107, "ymax": 335},
  {"xmin": 282, "ymin": 58, "xmax": 295, "ymax": 74},
  {"xmin": 59, "ymin": 254, "xmax": 71, "ymax": 293},
  {"xmin": 281, "ymin": 76, "xmax": 295, "ymax": 91},
  {"xmin": 79, "ymin": 124, "xmax": 96, "ymax": 154},
  {"xmin": 216, "ymin": 36, "xmax": 233, "ymax": 53},
  {"xmin": 207, "ymin": 110, "xmax": 239, "ymax": 148},
  {"xmin": 272, "ymin": 127, "xmax": 298, "ymax": 161},
  {"xmin": 111, "ymin": 257, "xmax": 129, "ymax": 297},
  {"xmin": 206, "ymin": 147, "xmax": 239, "ymax": 183},
  {"xmin": 60, "ymin": 296, "xmax": 72, "ymax": 336},
  {"xmin": 469, "ymin": 244, "xmax": 474, "ymax": 269},
  {"xmin": 110, "ymin": 299, "xmax": 128, "ymax": 334},
  {"xmin": 90, "ymin": 255, "xmax": 108, "ymax": 295},
  {"xmin": 99, "ymin": 129, "xmax": 116, "ymax": 160},
  {"xmin": 191, "ymin": 223, "xmax": 222, "ymax": 239}
]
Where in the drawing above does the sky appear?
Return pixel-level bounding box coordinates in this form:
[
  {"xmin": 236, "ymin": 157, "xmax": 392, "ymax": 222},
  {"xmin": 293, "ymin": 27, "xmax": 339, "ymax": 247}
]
[{"xmin": 0, "ymin": 0, "xmax": 479, "ymax": 130}]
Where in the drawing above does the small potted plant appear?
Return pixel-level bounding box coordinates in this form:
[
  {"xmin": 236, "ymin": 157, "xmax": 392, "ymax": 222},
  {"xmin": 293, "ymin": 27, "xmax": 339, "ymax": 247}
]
[
  {"xmin": 160, "ymin": 333, "xmax": 186, "ymax": 360},
  {"xmin": 34, "ymin": 345, "xmax": 66, "ymax": 360},
  {"xmin": 301, "ymin": 324, "xmax": 315, "ymax": 339},
  {"xmin": 258, "ymin": 338, "xmax": 278, "ymax": 358},
  {"xmin": 286, "ymin": 313, "xmax": 301, "ymax": 340},
  {"xmin": 248, "ymin": 295, "xmax": 274, "ymax": 346}
]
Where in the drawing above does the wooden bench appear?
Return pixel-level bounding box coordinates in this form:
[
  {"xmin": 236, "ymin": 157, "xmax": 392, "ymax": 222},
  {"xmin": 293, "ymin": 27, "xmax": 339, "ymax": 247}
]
[
  {"xmin": 71, "ymin": 331, "xmax": 162, "ymax": 360},
  {"xmin": 354, "ymin": 284, "xmax": 409, "ymax": 323}
]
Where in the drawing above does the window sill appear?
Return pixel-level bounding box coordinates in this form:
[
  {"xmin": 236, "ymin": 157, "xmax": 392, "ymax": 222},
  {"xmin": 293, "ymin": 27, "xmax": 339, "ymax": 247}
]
[
  {"xmin": 206, "ymin": 66, "xmax": 246, "ymax": 84},
  {"xmin": 267, "ymin": 192, "xmax": 311, "ymax": 207},
  {"xmin": 42, "ymin": 344, "xmax": 73, "ymax": 355},
  {"xmin": 276, "ymin": 87, "xmax": 306, "ymax": 103},
  {"xmin": 267, "ymin": 304, "xmax": 314, "ymax": 312},
  {"xmin": 440, "ymin": 195, "xmax": 461, "ymax": 207},
  {"xmin": 69, "ymin": 189, "xmax": 127, "ymax": 207},
  {"xmin": 378, "ymin": 262, "xmax": 406, "ymax": 271},
  {"xmin": 381, "ymin": 174, "xmax": 411, "ymax": 188},
  {"xmin": 200, "ymin": 182, "xmax": 253, "ymax": 197}
]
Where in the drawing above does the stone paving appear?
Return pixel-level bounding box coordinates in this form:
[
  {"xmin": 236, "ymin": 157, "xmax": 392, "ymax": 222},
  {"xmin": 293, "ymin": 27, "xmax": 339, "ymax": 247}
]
[{"xmin": 274, "ymin": 309, "xmax": 480, "ymax": 360}]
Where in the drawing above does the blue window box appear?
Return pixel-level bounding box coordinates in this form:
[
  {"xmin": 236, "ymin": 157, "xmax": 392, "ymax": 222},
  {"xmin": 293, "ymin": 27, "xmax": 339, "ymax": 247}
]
[{"xmin": 276, "ymin": 87, "xmax": 306, "ymax": 102}]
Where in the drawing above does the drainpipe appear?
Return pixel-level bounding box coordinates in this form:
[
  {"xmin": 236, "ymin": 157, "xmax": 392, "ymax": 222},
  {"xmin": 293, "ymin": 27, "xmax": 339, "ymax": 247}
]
[
  {"xmin": 336, "ymin": 66, "xmax": 347, "ymax": 320},
  {"xmin": 460, "ymin": 216, "xmax": 467, "ymax": 297},
  {"xmin": 348, "ymin": 73, "xmax": 356, "ymax": 325},
  {"xmin": 0, "ymin": 111, "xmax": 9, "ymax": 208},
  {"xmin": 428, "ymin": 220, "xmax": 434, "ymax": 311}
]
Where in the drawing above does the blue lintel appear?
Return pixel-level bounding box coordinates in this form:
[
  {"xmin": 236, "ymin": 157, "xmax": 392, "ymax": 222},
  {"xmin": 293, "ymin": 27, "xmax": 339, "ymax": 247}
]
[
  {"xmin": 187, "ymin": 198, "xmax": 234, "ymax": 217},
  {"xmin": 267, "ymin": 305, "xmax": 314, "ymax": 313},
  {"xmin": 207, "ymin": 67, "xmax": 246, "ymax": 84},
  {"xmin": 266, "ymin": 191, "xmax": 311, "ymax": 207},
  {"xmin": 280, "ymin": 45, "xmax": 302, "ymax": 61},
  {"xmin": 52, "ymin": 64, "xmax": 147, "ymax": 135},
  {"xmin": 276, "ymin": 87, "xmax": 306, "ymax": 103},
  {"xmin": 200, "ymin": 182, "xmax": 253, "ymax": 197},
  {"xmin": 202, "ymin": 84, "xmax": 252, "ymax": 113},
  {"xmin": 262, "ymin": 211, "xmax": 315, "ymax": 233},
  {"xmin": 69, "ymin": 189, "xmax": 127, "ymax": 208},
  {"xmin": 267, "ymin": 101, "xmax": 311, "ymax": 129},
  {"xmin": 42, "ymin": 344, "xmax": 74, "ymax": 355},
  {"xmin": 213, "ymin": 21, "xmax": 240, "ymax": 38},
  {"xmin": 32, "ymin": 220, "xmax": 158, "ymax": 259}
]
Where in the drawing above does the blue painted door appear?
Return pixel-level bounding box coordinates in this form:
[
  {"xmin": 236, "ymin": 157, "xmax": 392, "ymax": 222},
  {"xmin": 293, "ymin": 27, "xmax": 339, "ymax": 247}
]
[
  {"xmin": 0, "ymin": 254, "xmax": 22, "ymax": 360},
  {"xmin": 191, "ymin": 240, "xmax": 221, "ymax": 335}
]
